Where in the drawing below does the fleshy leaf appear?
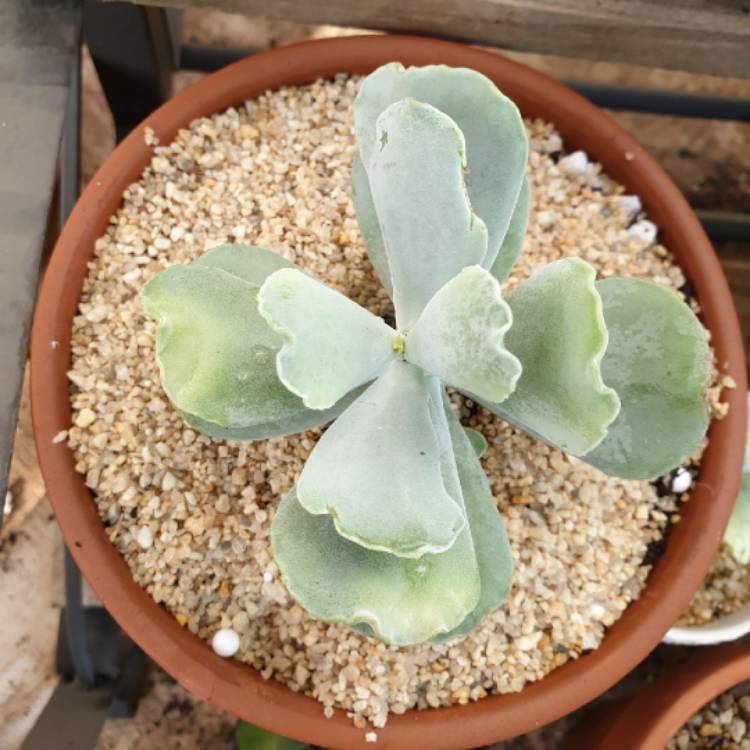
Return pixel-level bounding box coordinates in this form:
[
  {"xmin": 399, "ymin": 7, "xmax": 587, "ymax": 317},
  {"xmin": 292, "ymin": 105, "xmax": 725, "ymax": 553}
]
[
  {"xmin": 365, "ymin": 99, "xmax": 488, "ymax": 329},
  {"xmin": 725, "ymin": 395, "xmax": 750, "ymax": 565},
  {"xmin": 235, "ymin": 721, "xmax": 305, "ymax": 750},
  {"xmin": 296, "ymin": 361, "xmax": 466, "ymax": 557},
  {"xmin": 355, "ymin": 62, "xmax": 528, "ymax": 272},
  {"xmin": 258, "ymin": 268, "xmax": 396, "ymax": 410},
  {"xmin": 489, "ymin": 176, "xmax": 530, "ymax": 284},
  {"xmin": 271, "ymin": 487, "xmax": 480, "ymax": 646},
  {"xmin": 193, "ymin": 243, "xmax": 293, "ymax": 284},
  {"xmin": 479, "ymin": 258, "xmax": 620, "ymax": 455},
  {"xmin": 464, "ymin": 427, "xmax": 488, "ymax": 459},
  {"xmin": 406, "ymin": 265, "xmax": 521, "ymax": 403},
  {"xmin": 351, "ymin": 155, "xmax": 392, "ymax": 296},
  {"xmin": 433, "ymin": 403, "xmax": 513, "ymax": 642},
  {"xmin": 178, "ymin": 389, "xmax": 360, "ymax": 442},
  {"xmin": 583, "ymin": 277, "xmax": 711, "ymax": 479},
  {"xmin": 141, "ymin": 264, "xmax": 339, "ymax": 437}
]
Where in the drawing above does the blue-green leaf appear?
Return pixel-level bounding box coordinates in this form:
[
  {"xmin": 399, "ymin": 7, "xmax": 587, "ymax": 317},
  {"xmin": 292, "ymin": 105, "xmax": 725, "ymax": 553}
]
[
  {"xmin": 258, "ymin": 268, "xmax": 396, "ymax": 410},
  {"xmin": 488, "ymin": 176, "xmax": 530, "ymax": 284},
  {"xmin": 584, "ymin": 277, "xmax": 712, "ymax": 479},
  {"xmin": 432, "ymin": 403, "xmax": 513, "ymax": 642},
  {"xmin": 479, "ymin": 258, "xmax": 620, "ymax": 455},
  {"xmin": 725, "ymin": 395, "xmax": 750, "ymax": 564},
  {"xmin": 364, "ymin": 99, "xmax": 488, "ymax": 329},
  {"xmin": 141, "ymin": 249, "xmax": 355, "ymax": 440},
  {"xmin": 406, "ymin": 265, "xmax": 521, "ymax": 403},
  {"xmin": 296, "ymin": 361, "xmax": 466, "ymax": 558},
  {"xmin": 354, "ymin": 62, "xmax": 528, "ymax": 273},
  {"xmin": 351, "ymin": 154, "xmax": 392, "ymax": 296}
]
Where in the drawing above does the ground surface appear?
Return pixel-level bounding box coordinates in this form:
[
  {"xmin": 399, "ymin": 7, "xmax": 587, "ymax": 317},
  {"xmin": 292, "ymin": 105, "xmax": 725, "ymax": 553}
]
[{"xmin": 1, "ymin": 9, "xmax": 749, "ymax": 750}]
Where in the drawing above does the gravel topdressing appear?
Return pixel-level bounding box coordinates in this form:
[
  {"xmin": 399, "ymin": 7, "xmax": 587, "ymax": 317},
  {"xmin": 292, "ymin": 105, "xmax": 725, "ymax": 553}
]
[
  {"xmin": 668, "ymin": 684, "xmax": 750, "ymax": 749},
  {"xmin": 65, "ymin": 74, "xmax": 729, "ymax": 734},
  {"xmin": 679, "ymin": 545, "xmax": 750, "ymax": 626}
]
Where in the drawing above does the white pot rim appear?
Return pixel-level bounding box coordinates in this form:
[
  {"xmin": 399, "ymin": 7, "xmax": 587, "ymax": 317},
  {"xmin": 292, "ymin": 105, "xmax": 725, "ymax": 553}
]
[{"xmin": 664, "ymin": 603, "xmax": 750, "ymax": 645}]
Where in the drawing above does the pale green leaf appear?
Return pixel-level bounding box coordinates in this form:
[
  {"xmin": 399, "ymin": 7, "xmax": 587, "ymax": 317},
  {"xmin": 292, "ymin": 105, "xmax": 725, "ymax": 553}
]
[
  {"xmin": 141, "ymin": 265, "xmax": 340, "ymax": 438},
  {"xmin": 235, "ymin": 721, "xmax": 304, "ymax": 750},
  {"xmin": 479, "ymin": 258, "xmax": 620, "ymax": 455},
  {"xmin": 489, "ymin": 176, "xmax": 530, "ymax": 284},
  {"xmin": 464, "ymin": 426, "xmax": 488, "ymax": 459},
  {"xmin": 296, "ymin": 361, "xmax": 466, "ymax": 557},
  {"xmin": 258, "ymin": 268, "xmax": 396, "ymax": 410},
  {"xmin": 725, "ymin": 395, "xmax": 750, "ymax": 564},
  {"xmin": 355, "ymin": 62, "xmax": 528, "ymax": 270},
  {"xmin": 584, "ymin": 277, "xmax": 711, "ymax": 479},
  {"xmin": 271, "ymin": 487, "xmax": 480, "ymax": 646},
  {"xmin": 351, "ymin": 155, "xmax": 392, "ymax": 296},
  {"xmin": 433, "ymin": 402, "xmax": 513, "ymax": 642},
  {"xmin": 193, "ymin": 243, "xmax": 293, "ymax": 284},
  {"xmin": 178, "ymin": 389, "xmax": 360, "ymax": 442},
  {"xmin": 406, "ymin": 265, "xmax": 521, "ymax": 403},
  {"xmin": 365, "ymin": 99, "xmax": 488, "ymax": 329}
]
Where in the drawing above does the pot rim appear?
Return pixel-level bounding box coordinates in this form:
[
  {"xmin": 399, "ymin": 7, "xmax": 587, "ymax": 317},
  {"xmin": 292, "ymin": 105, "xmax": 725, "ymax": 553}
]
[
  {"xmin": 595, "ymin": 643, "xmax": 750, "ymax": 749},
  {"xmin": 29, "ymin": 34, "xmax": 747, "ymax": 750},
  {"xmin": 665, "ymin": 604, "xmax": 750, "ymax": 646}
]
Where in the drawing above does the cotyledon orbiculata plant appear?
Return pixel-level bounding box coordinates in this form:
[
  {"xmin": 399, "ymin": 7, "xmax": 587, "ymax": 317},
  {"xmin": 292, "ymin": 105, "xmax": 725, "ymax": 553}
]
[{"xmin": 141, "ymin": 63, "xmax": 712, "ymax": 646}]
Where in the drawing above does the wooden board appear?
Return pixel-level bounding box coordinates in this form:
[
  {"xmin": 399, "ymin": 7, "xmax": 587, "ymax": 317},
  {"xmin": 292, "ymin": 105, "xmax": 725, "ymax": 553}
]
[{"xmin": 126, "ymin": 0, "xmax": 750, "ymax": 79}]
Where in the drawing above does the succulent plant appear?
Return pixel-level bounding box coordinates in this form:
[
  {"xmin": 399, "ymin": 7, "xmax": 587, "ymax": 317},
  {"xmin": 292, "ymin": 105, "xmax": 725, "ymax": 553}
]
[{"xmin": 141, "ymin": 63, "xmax": 712, "ymax": 646}]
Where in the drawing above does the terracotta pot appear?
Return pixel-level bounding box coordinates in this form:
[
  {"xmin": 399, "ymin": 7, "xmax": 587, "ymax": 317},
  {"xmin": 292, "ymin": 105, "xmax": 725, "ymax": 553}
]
[
  {"xmin": 30, "ymin": 35, "xmax": 747, "ymax": 750},
  {"xmin": 571, "ymin": 642, "xmax": 750, "ymax": 749}
]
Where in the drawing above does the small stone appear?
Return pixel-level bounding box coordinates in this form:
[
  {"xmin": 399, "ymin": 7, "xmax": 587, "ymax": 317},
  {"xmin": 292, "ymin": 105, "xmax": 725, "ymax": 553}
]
[
  {"xmin": 616, "ymin": 194, "xmax": 642, "ymax": 219},
  {"xmin": 136, "ymin": 526, "xmax": 153, "ymax": 549},
  {"xmin": 740, "ymin": 696, "xmax": 750, "ymax": 718},
  {"xmin": 698, "ymin": 723, "xmax": 722, "ymax": 738},
  {"xmin": 627, "ymin": 220, "xmax": 657, "ymax": 244},
  {"xmin": 161, "ymin": 472, "xmax": 177, "ymax": 491},
  {"xmin": 671, "ymin": 468, "xmax": 692, "ymax": 494},
  {"xmin": 85, "ymin": 305, "xmax": 109, "ymax": 323},
  {"xmin": 365, "ymin": 732, "xmax": 378, "ymax": 743},
  {"xmin": 52, "ymin": 430, "xmax": 68, "ymax": 444},
  {"xmin": 74, "ymin": 408, "xmax": 96, "ymax": 428},
  {"xmin": 231, "ymin": 225, "xmax": 246, "ymax": 239},
  {"xmin": 50, "ymin": 340, "xmax": 60, "ymax": 349},
  {"xmin": 558, "ymin": 150, "xmax": 589, "ymax": 176},
  {"xmin": 211, "ymin": 628, "xmax": 240, "ymax": 657},
  {"xmin": 215, "ymin": 495, "xmax": 231, "ymax": 513},
  {"xmin": 731, "ymin": 718, "xmax": 747, "ymax": 742}
]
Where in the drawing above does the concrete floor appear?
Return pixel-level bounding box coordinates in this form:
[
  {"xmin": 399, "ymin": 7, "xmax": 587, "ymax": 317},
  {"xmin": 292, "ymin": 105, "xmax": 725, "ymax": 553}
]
[{"xmin": 2, "ymin": 9, "xmax": 749, "ymax": 750}]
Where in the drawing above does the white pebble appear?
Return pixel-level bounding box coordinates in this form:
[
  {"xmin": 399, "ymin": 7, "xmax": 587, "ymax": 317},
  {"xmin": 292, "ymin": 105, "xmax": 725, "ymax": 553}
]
[
  {"xmin": 153, "ymin": 237, "xmax": 171, "ymax": 251},
  {"xmin": 231, "ymin": 225, "xmax": 246, "ymax": 239},
  {"xmin": 85, "ymin": 305, "xmax": 109, "ymax": 323},
  {"xmin": 50, "ymin": 340, "xmax": 59, "ymax": 349},
  {"xmin": 543, "ymin": 132, "xmax": 563, "ymax": 154},
  {"xmin": 365, "ymin": 732, "xmax": 378, "ymax": 743},
  {"xmin": 627, "ymin": 219, "xmax": 657, "ymax": 244},
  {"xmin": 671, "ymin": 468, "xmax": 693, "ymax": 494},
  {"xmin": 74, "ymin": 408, "xmax": 96, "ymax": 428},
  {"xmin": 588, "ymin": 602, "xmax": 606, "ymax": 619},
  {"xmin": 616, "ymin": 194, "xmax": 642, "ymax": 219},
  {"xmin": 211, "ymin": 628, "xmax": 240, "ymax": 657},
  {"xmin": 136, "ymin": 526, "xmax": 153, "ymax": 549},
  {"xmin": 169, "ymin": 225, "xmax": 185, "ymax": 242},
  {"xmin": 51, "ymin": 430, "xmax": 68, "ymax": 444},
  {"xmin": 558, "ymin": 150, "xmax": 589, "ymax": 176}
]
